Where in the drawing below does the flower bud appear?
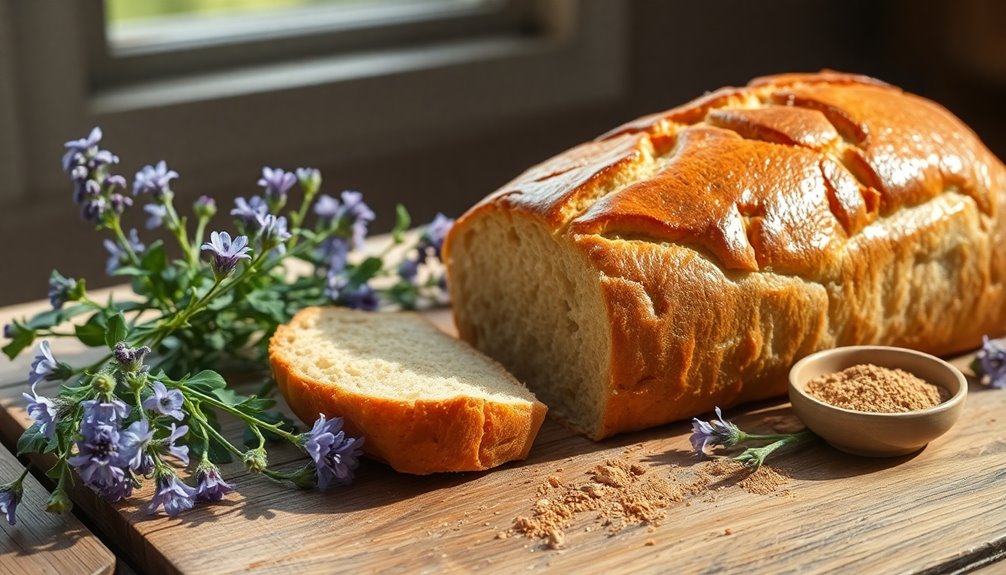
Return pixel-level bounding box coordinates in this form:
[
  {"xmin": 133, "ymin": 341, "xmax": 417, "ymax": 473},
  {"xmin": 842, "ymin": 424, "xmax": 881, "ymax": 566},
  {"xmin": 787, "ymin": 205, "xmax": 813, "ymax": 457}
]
[
  {"xmin": 295, "ymin": 168, "xmax": 322, "ymax": 196},
  {"xmin": 194, "ymin": 195, "xmax": 217, "ymax": 219},
  {"xmin": 242, "ymin": 448, "xmax": 268, "ymax": 473},
  {"xmin": 46, "ymin": 487, "xmax": 73, "ymax": 514},
  {"xmin": 92, "ymin": 372, "xmax": 117, "ymax": 394}
]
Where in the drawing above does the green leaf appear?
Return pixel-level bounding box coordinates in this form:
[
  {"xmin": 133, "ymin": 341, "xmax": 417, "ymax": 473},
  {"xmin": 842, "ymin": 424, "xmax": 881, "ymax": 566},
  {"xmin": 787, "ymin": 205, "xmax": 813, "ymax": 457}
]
[
  {"xmin": 17, "ymin": 423, "xmax": 47, "ymax": 455},
  {"xmin": 105, "ymin": 312, "xmax": 127, "ymax": 349},
  {"xmin": 392, "ymin": 204, "xmax": 411, "ymax": 243},
  {"xmin": 2, "ymin": 323, "xmax": 35, "ymax": 360},
  {"xmin": 212, "ymin": 387, "xmax": 241, "ymax": 406},
  {"xmin": 26, "ymin": 304, "xmax": 90, "ymax": 331},
  {"xmin": 74, "ymin": 313, "xmax": 108, "ymax": 347},
  {"xmin": 246, "ymin": 291, "xmax": 286, "ymax": 323},
  {"xmin": 141, "ymin": 241, "xmax": 167, "ymax": 274},
  {"xmin": 236, "ymin": 396, "xmax": 276, "ymax": 415},
  {"xmin": 110, "ymin": 266, "xmax": 150, "ymax": 277},
  {"xmin": 206, "ymin": 292, "xmax": 235, "ymax": 312},
  {"xmin": 184, "ymin": 370, "xmax": 227, "ymax": 394},
  {"xmin": 349, "ymin": 256, "xmax": 384, "ymax": 284}
]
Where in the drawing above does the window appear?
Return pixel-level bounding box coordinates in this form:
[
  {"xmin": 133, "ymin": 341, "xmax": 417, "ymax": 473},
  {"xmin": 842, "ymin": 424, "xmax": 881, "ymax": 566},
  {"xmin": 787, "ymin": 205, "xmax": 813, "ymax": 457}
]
[{"xmin": 0, "ymin": 0, "xmax": 626, "ymax": 212}]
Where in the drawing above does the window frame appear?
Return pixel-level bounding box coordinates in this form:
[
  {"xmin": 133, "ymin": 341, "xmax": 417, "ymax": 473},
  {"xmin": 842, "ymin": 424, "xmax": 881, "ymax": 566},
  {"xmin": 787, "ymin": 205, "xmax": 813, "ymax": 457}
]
[{"xmin": 1, "ymin": 0, "xmax": 626, "ymax": 207}]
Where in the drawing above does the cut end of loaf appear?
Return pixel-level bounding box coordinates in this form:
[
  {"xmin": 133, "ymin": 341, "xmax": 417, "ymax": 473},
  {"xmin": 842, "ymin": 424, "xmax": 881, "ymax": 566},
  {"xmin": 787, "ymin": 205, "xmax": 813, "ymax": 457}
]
[
  {"xmin": 269, "ymin": 307, "xmax": 547, "ymax": 474},
  {"xmin": 445, "ymin": 209, "xmax": 612, "ymax": 439}
]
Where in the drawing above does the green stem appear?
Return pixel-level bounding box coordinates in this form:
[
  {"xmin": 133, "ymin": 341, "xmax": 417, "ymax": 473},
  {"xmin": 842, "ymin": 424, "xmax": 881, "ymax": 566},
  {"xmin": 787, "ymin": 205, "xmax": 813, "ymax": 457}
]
[
  {"xmin": 10, "ymin": 467, "xmax": 29, "ymax": 487},
  {"xmin": 288, "ymin": 182, "xmax": 319, "ymax": 252},
  {"xmin": 163, "ymin": 199, "xmax": 195, "ymax": 266},
  {"xmin": 186, "ymin": 387, "xmax": 299, "ymax": 444},
  {"xmin": 193, "ymin": 215, "xmax": 209, "ymax": 260},
  {"xmin": 183, "ymin": 396, "xmax": 245, "ymax": 458},
  {"xmin": 37, "ymin": 330, "xmax": 78, "ymax": 338},
  {"xmin": 109, "ymin": 216, "xmax": 142, "ymax": 266},
  {"xmin": 734, "ymin": 431, "xmax": 816, "ymax": 469},
  {"xmin": 738, "ymin": 432, "xmax": 802, "ymax": 443}
]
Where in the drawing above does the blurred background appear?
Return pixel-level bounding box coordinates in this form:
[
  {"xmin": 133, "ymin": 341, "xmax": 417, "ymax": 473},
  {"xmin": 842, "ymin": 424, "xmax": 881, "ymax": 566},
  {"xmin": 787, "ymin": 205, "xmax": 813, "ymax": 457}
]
[{"xmin": 0, "ymin": 0, "xmax": 1004, "ymax": 305}]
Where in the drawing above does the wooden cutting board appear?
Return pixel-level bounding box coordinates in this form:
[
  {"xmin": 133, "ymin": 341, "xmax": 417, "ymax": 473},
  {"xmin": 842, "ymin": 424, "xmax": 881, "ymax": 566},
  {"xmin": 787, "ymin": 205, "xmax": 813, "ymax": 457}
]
[{"xmin": 0, "ymin": 298, "xmax": 1004, "ymax": 574}]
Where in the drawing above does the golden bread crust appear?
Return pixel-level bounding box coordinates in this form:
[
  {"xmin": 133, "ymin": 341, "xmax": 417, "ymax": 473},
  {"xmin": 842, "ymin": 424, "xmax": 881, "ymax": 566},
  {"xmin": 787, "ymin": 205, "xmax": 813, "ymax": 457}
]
[{"xmin": 444, "ymin": 70, "xmax": 1006, "ymax": 439}]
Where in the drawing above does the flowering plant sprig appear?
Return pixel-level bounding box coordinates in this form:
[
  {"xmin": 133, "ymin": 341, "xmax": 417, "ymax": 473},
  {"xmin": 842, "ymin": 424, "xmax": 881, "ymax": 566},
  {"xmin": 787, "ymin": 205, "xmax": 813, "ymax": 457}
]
[
  {"xmin": 689, "ymin": 407, "xmax": 816, "ymax": 469},
  {"xmin": 971, "ymin": 336, "xmax": 1006, "ymax": 389},
  {"xmin": 0, "ymin": 128, "xmax": 455, "ymax": 524}
]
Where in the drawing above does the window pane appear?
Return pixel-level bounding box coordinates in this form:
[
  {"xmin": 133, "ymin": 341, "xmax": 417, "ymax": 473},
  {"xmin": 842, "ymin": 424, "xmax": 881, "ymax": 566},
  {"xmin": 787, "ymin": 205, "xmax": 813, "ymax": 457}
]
[
  {"xmin": 105, "ymin": 0, "xmax": 467, "ymax": 23},
  {"xmin": 103, "ymin": 0, "xmax": 494, "ymax": 52}
]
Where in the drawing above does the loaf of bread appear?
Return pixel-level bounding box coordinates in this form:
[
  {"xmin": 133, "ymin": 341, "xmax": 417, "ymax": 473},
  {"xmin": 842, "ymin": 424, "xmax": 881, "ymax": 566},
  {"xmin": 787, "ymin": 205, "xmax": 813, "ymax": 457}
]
[
  {"xmin": 443, "ymin": 71, "xmax": 1006, "ymax": 440},
  {"xmin": 270, "ymin": 307, "xmax": 547, "ymax": 474}
]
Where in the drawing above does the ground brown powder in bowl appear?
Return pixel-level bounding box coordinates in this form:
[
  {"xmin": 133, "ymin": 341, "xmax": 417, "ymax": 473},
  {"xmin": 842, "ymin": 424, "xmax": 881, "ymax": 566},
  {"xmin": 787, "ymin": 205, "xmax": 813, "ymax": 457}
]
[{"xmin": 805, "ymin": 363, "xmax": 951, "ymax": 413}]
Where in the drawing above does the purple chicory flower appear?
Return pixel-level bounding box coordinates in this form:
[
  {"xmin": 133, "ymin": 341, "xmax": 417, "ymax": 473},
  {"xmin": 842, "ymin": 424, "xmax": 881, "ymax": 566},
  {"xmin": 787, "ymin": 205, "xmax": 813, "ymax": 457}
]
[
  {"xmin": 28, "ymin": 340, "xmax": 59, "ymax": 387},
  {"xmin": 113, "ymin": 342, "xmax": 151, "ymax": 373},
  {"xmin": 0, "ymin": 480, "xmax": 23, "ymax": 525},
  {"xmin": 231, "ymin": 196, "xmax": 268, "ymax": 229},
  {"xmin": 68, "ymin": 423, "xmax": 130, "ymax": 501},
  {"xmin": 314, "ymin": 194, "xmax": 340, "ymax": 221},
  {"xmin": 194, "ymin": 463, "xmax": 234, "ymax": 503},
  {"xmin": 144, "ymin": 204, "xmax": 167, "ymax": 229},
  {"xmin": 257, "ymin": 167, "xmax": 297, "ymax": 203},
  {"xmin": 142, "ymin": 381, "xmax": 185, "ymax": 421},
  {"xmin": 103, "ymin": 228, "xmax": 145, "ymax": 275},
  {"xmin": 325, "ymin": 274, "xmax": 379, "ymax": 311},
  {"xmin": 3, "ymin": 323, "xmax": 14, "ymax": 339},
  {"xmin": 80, "ymin": 398, "xmax": 130, "ymax": 429},
  {"xmin": 23, "ymin": 383, "xmax": 58, "ymax": 440},
  {"xmin": 47, "ymin": 271, "xmax": 78, "ymax": 311},
  {"xmin": 147, "ymin": 470, "xmax": 196, "ymax": 518},
  {"xmin": 418, "ymin": 213, "xmax": 454, "ymax": 260},
  {"xmin": 690, "ymin": 407, "xmax": 744, "ymax": 455},
  {"xmin": 200, "ymin": 231, "xmax": 252, "ymax": 277},
  {"xmin": 81, "ymin": 197, "xmax": 108, "ymax": 224},
  {"xmin": 398, "ymin": 258, "xmax": 420, "ymax": 283},
  {"xmin": 118, "ymin": 418, "xmax": 155, "ymax": 473},
  {"xmin": 108, "ymin": 193, "xmax": 133, "ymax": 216},
  {"xmin": 133, "ymin": 161, "xmax": 179, "ymax": 198},
  {"xmin": 976, "ymin": 336, "xmax": 1006, "ymax": 389},
  {"xmin": 316, "ymin": 236, "xmax": 350, "ymax": 274},
  {"xmin": 162, "ymin": 423, "xmax": 190, "ymax": 465},
  {"xmin": 62, "ymin": 127, "xmax": 104, "ymax": 172},
  {"xmin": 256, "ymin": 214, "xmax": 292, "ymax": 250},
  {"xmin": 301, "ymin": 414, "xmax": 364, "ymax": 490},
  {"xmin": 314, "ymin": 191, "xmax": 375, "ymax": 249}
]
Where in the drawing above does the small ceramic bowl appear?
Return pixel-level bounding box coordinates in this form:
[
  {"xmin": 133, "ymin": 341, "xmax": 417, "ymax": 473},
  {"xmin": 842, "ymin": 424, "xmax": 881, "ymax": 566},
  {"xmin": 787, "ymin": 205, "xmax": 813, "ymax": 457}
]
[{"xmin": 789, "ymin": 345, "xmax": 967, "ymax": 457}]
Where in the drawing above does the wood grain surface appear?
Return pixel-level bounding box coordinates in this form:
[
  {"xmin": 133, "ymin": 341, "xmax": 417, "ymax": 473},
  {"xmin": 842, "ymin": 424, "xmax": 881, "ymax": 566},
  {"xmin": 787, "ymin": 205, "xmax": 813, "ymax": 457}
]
[
  {"xmin": 0, "ymin": 442, "xmax": 116, "ymax": 575},
  {"xmin": 0, "ymin": 296, "xmax": 1004, "ymax": 574}
]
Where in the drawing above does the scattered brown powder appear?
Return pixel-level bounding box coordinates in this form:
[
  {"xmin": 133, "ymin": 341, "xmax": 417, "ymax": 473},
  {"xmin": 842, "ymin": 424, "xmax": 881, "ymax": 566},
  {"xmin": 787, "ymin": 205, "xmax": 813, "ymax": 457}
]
[
  {"xmin": 761, "ymin": 414, "xmax": 807, "ymax": 434},
  {"xmin": 509, "ymin": 456, "xmax": 790, "ymax": 549},
  {"xmin": 806, "ymin": 363, "xmax": 950, "ymax": 413}
]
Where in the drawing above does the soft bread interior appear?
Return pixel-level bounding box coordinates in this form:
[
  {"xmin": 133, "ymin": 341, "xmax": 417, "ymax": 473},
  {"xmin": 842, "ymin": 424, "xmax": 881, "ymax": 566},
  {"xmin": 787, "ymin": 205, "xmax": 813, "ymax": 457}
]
[
  {"xmin": 271, "ymin": 309, "xmax": 538, "ymax": 404},
  {"xmin": 447, "ymin": 209, "xmax": 610, "ymax": 437}
]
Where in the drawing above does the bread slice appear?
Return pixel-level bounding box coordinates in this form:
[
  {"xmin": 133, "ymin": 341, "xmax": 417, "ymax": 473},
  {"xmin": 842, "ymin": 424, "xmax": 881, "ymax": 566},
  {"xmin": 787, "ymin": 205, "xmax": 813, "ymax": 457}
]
[{"xmin": 269, "ymin": 307, "xmax": 547, "ymax": 475}]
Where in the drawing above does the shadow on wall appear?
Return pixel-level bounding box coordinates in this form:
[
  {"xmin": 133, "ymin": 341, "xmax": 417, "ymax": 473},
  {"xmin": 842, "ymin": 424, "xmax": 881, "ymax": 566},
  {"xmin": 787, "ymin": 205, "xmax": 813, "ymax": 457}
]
[{"xmin": 1, "ymin": 0, "xmax": 1003, "ymax": 306}]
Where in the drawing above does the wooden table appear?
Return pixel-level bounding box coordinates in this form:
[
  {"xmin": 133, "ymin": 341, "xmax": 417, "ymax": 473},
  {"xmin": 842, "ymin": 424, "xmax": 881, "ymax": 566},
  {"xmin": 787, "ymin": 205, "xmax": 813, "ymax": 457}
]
[
  {"xmin": 0, "ymin": 434, "xmax": 115, "ymax": 574},
  {"xmin": 0, "ymin": 289, "xmax": 1004, "ymax": 574}
]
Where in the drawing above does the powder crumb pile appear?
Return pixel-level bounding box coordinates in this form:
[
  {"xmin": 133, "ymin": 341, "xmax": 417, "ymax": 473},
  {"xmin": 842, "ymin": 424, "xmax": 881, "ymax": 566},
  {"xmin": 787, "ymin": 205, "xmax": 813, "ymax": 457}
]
[
  {"xmin": 806, "ymin": 363, "xmax": 950, "ymax": 413},
  {"xmin": 509, "ymin": 457, "xmax": 789, "ymax": 549}
]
